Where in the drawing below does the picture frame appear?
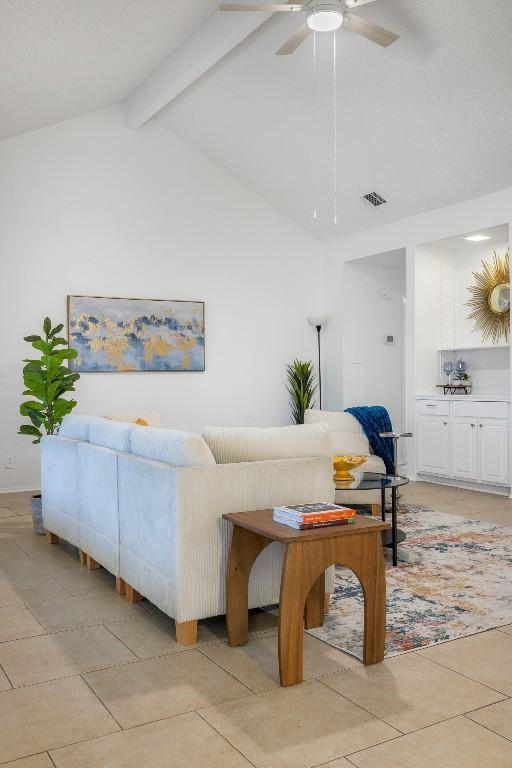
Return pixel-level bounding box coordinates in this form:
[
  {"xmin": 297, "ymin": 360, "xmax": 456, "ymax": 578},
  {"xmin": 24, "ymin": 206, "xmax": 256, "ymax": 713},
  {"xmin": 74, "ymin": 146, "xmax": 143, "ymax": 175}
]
[{"xmin": 67, "ymin": 295, "xmax": 205, "ymax": 372}]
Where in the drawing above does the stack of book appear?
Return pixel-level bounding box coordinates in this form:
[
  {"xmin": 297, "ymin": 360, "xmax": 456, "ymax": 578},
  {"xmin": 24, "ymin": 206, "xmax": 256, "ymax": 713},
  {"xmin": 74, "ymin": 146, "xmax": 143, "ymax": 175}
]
[{"xmin": 273, "ymin": 502, "xmax": 357, "ymax": 530}]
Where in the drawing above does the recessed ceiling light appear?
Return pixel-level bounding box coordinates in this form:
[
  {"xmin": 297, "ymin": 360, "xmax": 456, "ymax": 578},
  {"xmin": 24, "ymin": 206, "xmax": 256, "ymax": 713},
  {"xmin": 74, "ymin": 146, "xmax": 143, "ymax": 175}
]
[
  {"xmin": 464, "ymin": 234, "xmax": 491, "ymax": 242},
  {"xmin": 307, "ymin": 9, "xmax": 343, "ymax": 32}
]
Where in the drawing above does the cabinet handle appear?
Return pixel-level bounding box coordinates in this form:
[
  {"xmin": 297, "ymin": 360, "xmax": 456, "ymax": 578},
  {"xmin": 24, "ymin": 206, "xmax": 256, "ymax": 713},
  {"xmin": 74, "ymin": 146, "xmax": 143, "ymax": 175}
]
[
  {"xmin": 443, "ymin": 421, "xmax": 448, "ymax": 426},
  {"xmin": 426, "ymin": 404, "xmax": 436, "ymax": 408},
  {"xmin": 471, "ymin": 423, "xmax": 475, "ymax": 427},
  {"xmin": 479, "ymin": 424, "xmax": 483, "ymax": 428}
]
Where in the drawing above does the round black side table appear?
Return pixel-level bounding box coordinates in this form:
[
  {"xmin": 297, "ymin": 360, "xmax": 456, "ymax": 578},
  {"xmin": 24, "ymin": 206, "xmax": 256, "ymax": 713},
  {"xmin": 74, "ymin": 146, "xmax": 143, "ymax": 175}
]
[{"xmin": 335, "ymin": 472, "xmax": 409, "ymax": 566}]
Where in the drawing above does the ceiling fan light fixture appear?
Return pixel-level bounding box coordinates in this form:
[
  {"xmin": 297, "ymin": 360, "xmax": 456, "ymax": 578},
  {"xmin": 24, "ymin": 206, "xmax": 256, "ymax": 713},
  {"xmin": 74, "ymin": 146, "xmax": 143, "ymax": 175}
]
[{"xmin": 307, "ymin": 8, "xmax": 343, "ymax": 32}]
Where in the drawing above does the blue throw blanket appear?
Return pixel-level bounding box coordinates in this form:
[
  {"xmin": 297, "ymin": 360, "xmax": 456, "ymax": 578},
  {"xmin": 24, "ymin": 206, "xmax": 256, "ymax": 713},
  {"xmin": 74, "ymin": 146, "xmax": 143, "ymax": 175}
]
[{"xmin": 344, "ymin": 405, "xmax": 394, "ymax": 475}]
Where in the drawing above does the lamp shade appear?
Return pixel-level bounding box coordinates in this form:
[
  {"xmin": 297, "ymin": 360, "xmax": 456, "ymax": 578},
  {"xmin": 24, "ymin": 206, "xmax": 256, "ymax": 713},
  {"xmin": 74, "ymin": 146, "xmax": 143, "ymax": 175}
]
[{"xmin": 308, "ymin": 315, "xmax": 328, "ymax": 328}]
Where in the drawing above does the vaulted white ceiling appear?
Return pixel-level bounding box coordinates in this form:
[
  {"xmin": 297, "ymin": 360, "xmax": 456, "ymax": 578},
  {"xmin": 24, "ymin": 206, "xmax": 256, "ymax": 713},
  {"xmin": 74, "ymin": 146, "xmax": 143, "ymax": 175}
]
[
  {"xmin": 2, "ymin": 0, "xmax": 512, "ymax": 241},
  {"xmin": 0, "ymin": 0, "xmax": 218, "ymax": 139},
  {"xmin": 156, "ymin": 0, "xmax": 512, "ymax": 239}
]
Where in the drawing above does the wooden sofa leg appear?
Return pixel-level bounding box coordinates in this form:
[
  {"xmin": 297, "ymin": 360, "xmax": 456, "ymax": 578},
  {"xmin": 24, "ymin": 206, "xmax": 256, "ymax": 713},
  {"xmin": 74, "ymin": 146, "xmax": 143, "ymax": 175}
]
[
  {"xmin": 324, "ymin": 592, "xmax": 331, "ymax": 614},
  {"xmin": 125, "ymin": 584, "xmax": 143, "ymax": 603},
  {"xmin": 371, "ymin": 504, "xmax": 381, "ymax": 517},
  {"xmin": 87, "ymin": 554, "xmax": 100, "ymax": 570},
  {"xmin": 175, "ymin": 620, "xmax": 198, "ymax": 645},
  {"xmin": 46, "ymin": 531, "xmax": 59, "ymax": 544},
  {"xmin": 78, "ymin": 549, "xmax": 87, "ymax": 565},
  {"xmin": 115, "ymin": 577, "xmax": 126, "ymax": 596}
]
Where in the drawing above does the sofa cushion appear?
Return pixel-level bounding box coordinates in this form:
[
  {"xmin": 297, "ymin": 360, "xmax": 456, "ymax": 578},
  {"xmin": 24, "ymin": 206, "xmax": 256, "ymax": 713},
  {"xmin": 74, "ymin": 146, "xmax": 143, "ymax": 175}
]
[
  {"xmin": 129, "ymin": 426, "xmax": 216, "ymax": 467},
  {"xmin": 88, "ymin": 418, "xmax": 134, "ymax": 452},
  {"xmin": 203, "ymin": 424, "xmax": 331, "ymax": 464},
  {"xmin": 304, "ymin": 409, "xmax": 370, "ymax": 456},
  {"xmin": 58, "ymin": 414, "xmax": 100, "ymax": 442}
]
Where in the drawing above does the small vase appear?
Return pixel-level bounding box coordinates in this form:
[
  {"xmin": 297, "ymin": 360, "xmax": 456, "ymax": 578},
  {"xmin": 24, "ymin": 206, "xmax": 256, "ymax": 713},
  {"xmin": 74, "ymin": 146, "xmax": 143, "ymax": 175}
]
[{"xmin": 31, "ymin": 494, "xmax": 45, "ymax": 535}]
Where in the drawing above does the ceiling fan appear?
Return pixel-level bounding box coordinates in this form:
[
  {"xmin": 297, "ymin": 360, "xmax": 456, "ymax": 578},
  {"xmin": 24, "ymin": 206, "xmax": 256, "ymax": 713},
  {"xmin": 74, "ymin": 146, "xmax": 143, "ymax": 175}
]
[{"xmin": 219, "ymin": 0, "xmax": 399, "ymax": 55}]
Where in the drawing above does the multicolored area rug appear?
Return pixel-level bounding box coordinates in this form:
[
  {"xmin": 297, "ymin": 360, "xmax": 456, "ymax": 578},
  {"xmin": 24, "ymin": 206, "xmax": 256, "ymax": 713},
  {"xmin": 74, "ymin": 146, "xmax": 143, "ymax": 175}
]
[{"xmin": 308, "ymin": 506, "xmax": 512, "ymax": 659}]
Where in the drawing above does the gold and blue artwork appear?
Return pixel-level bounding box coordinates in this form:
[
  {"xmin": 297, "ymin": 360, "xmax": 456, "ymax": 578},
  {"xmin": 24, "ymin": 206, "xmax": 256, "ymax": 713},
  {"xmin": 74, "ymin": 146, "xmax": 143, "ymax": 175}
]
[{"xmin": 68, "ymin": 295, "xmax": 205, "ymax": 372}]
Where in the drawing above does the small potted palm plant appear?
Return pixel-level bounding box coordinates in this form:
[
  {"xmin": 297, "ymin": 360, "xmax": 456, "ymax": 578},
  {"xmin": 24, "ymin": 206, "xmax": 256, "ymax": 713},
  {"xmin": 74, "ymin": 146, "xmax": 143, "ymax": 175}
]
[
  {"xmin": 18, "ymin": 317, "xmax": 80, "ymax": 533},
  {"xmin": 286, "ymin": 359, "xmax": 318, "ymax": 424}
]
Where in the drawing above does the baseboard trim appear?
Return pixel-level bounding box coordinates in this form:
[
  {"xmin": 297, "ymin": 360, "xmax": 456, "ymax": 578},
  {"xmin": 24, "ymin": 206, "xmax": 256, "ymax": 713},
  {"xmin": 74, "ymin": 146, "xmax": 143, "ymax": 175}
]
[
  {"xmin": 416, "ymin": 474, "xmax": 510, "ymax": 496},
  {"xmin": 0, "ymin": 485, "xmax": 40, "ymax": 495}
]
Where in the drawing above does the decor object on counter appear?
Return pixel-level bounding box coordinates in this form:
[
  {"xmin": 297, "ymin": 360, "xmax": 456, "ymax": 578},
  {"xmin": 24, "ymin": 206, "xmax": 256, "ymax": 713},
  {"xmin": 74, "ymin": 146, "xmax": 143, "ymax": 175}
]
[
  {"xmin": 466, "ymin": 249, "xmax": 510, "ymax": 344},
  {"xmin": 455, "ymin": 357, "xmax": 467, "ymax": 377},
  {"xmin": 345, "ymin": 405, "xmax": 394, "ymax": 475},
  {"xmin": 307, "ymin": 315, "xmax": 327, "ymax": 408},
  {"xmin": 308, "ymin": 505, "xmax": 512, "ymax": 659},
  {"xmin": 68, "ymin": 295, "xmax": 205, "ymax": 372},
  {"xmin": 286, "ymin": 359, "xmax": 318, "ymax": 424},
  {"xmin": 332, "ymin": 454, "xmax": 367, "ymax": 482},
  {"xmin": 437, "ymin": 358, "xmax": 472, "ymax": 394},
  {"xmin": 18, "ymin": 317, "xmax": 80, "ymax": 533},
  {"xmin": 435, "ymin": 383, "xmax": 472, "ymax": 395},
  {"xmin": 442, "ymin": 360, "xmax": 454, "ymax": 384}
]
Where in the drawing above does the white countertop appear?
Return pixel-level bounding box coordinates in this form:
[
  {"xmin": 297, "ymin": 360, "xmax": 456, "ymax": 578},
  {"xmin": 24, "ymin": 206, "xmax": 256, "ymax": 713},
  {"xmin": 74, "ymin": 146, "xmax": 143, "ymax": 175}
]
[{"xmin": 416, "ymin": 393, "xmax": 511, "ymax": 402}]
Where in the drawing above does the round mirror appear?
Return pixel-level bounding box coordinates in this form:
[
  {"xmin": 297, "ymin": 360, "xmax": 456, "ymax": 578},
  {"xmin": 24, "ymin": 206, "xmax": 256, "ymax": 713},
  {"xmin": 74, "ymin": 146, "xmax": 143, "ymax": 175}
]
[{"xmin": 488, "ymin": 283, "xmax": 510, "ymax": 314}]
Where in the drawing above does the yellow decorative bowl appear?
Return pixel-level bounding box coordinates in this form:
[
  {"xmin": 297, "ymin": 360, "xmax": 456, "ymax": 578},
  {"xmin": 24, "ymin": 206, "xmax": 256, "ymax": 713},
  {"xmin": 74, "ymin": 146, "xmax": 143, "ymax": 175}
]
[{"xmin": 333, "ymin": 454, "xmax": 367, "ymax": 482}]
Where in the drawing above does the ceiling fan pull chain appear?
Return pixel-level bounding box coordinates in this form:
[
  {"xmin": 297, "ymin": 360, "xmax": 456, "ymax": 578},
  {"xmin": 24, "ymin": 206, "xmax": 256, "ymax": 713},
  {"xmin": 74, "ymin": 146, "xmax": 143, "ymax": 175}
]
[
  {"xmin": 312, "ymin": 31, "xmax": 318, "ymax": 221},
  {"xmin": 333, "ymin": 29, "xmax": 338, "ymax": 225}
]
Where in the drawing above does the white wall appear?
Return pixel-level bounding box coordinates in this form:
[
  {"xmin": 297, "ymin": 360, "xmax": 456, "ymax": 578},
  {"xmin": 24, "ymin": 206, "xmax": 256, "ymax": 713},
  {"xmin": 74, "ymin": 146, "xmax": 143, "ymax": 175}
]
[
  {"xmin": 341, "ymin": 260, "xmax": 405, "ymax": 432},
  {"xmin": 0, "ymin": 105, "xmax": 323, "ymax": 491},
  {"xmin": 414, "ymin": 247, "xmax": 445, "ymax": 394}
]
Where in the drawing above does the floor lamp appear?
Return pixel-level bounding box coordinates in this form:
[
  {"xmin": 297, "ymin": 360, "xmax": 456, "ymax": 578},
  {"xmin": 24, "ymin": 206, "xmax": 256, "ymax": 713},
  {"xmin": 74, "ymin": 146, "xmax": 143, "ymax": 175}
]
[{"xmin": 308, "ymin": 315, "xmax": 327, "ymax": 409}]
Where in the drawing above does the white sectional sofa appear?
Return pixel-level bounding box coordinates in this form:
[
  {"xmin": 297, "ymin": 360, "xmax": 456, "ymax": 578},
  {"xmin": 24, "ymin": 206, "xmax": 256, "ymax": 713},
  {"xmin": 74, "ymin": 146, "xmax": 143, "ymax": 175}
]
[
  {"xmin": 41, "ymin": 417, "xmax": 334, "ymax": 644},
  {"xmin": 305, "ymin": 409, "xmax": 387, "ymax": 510}
]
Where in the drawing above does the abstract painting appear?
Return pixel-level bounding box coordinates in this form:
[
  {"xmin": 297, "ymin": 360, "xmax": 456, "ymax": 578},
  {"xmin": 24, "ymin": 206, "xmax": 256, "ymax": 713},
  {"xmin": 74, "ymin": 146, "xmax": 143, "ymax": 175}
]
[{"xmin": 68, "ymin": 295, "xmax": 205, "ymax": 372}]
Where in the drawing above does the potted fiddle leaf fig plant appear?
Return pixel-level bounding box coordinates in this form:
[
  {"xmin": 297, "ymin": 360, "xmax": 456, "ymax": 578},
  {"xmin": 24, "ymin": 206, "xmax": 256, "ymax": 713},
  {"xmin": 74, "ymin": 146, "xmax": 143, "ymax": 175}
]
[{"xmin": 18, "ymin": 317, "xmax": 80, "ymax": 533}]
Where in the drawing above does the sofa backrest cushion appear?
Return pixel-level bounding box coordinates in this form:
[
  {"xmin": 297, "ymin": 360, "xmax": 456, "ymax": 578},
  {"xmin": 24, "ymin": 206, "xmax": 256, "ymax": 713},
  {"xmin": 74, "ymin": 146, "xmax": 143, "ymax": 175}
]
[
  {"xmin": 304, "ymin": 409, "xmax": 370, "ymax": 456},
  {"xmin": 58, "ymin": 414, "xmax": 100, "ymax": 442},
  {"xmin": 88, "ymin": 418, "xmax": 135, "ymax": 453},
  {"xmin": 203, "ymin": 424, "xmax": 332, "ymax": 464},
  {"xmin": 129, "ymin": 426, "xmax": 216, "ymax": 467}
]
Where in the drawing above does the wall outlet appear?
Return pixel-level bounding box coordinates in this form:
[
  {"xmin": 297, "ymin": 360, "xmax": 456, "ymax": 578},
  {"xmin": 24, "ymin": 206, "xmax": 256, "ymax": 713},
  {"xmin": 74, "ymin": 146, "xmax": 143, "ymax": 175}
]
[{"xmin": 5, "ymin": 455, "xmax": 14, "ymax": 470}]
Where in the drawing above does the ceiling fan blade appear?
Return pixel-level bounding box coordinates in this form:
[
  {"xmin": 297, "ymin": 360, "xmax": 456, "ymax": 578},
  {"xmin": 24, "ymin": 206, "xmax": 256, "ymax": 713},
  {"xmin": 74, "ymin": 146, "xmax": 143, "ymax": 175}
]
[
  {"xmin": 219, "ymin": 3, "xmax": 303, "ymax": 11},
  {"xmin": 276, "ymin": 22, "xmax": 312, "ymax": 55},
  {"xmin": 343, "ymin": 12, "xmax": 399, "ymax": 47}
]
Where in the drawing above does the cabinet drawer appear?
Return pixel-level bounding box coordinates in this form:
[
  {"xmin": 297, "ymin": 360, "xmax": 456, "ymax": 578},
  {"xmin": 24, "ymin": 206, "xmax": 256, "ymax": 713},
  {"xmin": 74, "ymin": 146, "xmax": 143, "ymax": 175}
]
[
  {"xmin": 452, "ymin": 401, "xmax": 509, "ymax": 419},
  {"xmin": 416, "ymin": 400, "xmax": 450, "ymax": 416}
]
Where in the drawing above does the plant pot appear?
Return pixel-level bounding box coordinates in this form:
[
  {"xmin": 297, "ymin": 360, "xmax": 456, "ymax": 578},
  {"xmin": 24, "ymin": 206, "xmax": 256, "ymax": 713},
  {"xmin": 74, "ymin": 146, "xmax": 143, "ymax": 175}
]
[{"xmin": 31, "ymin": 494, "xmax": 45, "ymax": 535}]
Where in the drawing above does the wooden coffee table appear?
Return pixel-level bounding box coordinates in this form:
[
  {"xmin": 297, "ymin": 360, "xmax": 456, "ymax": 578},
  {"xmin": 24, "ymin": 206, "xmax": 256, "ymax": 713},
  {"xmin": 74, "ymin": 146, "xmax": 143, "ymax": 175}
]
[{"xmin": 223, "ymin": 509, "xmax": 390, "ymax": 686}]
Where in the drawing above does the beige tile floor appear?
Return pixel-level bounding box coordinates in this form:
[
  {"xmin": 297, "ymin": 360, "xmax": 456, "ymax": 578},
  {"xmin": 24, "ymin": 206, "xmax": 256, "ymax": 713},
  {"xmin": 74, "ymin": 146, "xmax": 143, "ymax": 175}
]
[{"xmin": 0, "ymin": 485, "xmax": 511, "ymax": 767}]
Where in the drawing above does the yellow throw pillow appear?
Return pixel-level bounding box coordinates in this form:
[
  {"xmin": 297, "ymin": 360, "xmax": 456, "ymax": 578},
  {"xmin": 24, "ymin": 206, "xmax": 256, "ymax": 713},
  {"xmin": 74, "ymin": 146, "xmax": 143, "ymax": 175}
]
[{"xmin": 104, "ymin": 414, "xmax": 150, "ymax": 427}]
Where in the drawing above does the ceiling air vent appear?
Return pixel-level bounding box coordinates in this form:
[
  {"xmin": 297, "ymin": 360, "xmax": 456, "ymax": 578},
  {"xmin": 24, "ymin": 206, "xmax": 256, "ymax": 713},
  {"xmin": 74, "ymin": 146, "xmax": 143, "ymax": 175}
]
[{"xmin": 363, "ymin": 191, "xmax": 387, "ymax": 207}]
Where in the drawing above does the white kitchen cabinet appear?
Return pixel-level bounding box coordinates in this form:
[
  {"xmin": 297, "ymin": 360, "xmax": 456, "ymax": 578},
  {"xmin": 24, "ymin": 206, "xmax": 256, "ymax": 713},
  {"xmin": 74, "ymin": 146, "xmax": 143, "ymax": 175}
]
[
  {"xmin": 451, "ymin": 417, "xmax": 478, "ymax": 481},
  {"xmin": 416, "ymin": 415, "xmax": 450, "ymax": 476},
  {"xmin": 416, "ymin": 398, "xmax": 510, "ymax": 488},
  {"xmin": 478, "ymin": 419, "xmax": 509, "ymax": 485}
]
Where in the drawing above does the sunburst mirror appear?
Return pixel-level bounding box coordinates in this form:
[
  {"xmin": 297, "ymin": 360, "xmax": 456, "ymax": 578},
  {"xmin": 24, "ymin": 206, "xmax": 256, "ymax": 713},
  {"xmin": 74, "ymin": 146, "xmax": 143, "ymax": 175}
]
[{"xmin": 466, "ymin": 250, "xmax": 510, "ymax": 344}]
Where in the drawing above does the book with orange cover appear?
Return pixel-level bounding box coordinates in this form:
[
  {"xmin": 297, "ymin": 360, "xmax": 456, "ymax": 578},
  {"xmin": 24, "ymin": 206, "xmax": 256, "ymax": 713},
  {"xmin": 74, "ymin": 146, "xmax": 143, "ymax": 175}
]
[
  {"xmin": 273, "ymin": 513, "xmax": 357, "ymax": 530},
  {"xmin": 273, "ymin": 503, "xmax": 356, "ymax": 523}
]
